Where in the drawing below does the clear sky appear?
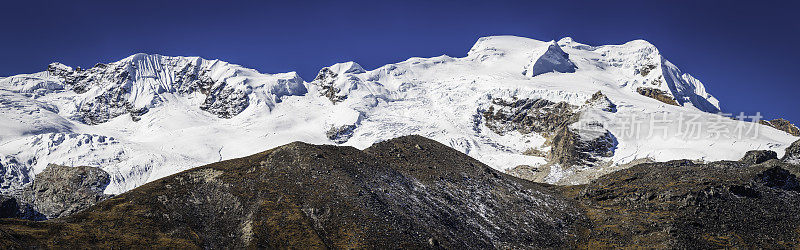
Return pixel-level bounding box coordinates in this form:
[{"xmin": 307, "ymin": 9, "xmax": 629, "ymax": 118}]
[{"xmin": 1, "ymin": 0, "xmax": 798, "ymax": 122}]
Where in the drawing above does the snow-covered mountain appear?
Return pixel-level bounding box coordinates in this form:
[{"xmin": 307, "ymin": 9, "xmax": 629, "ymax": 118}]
[{"xmin": 1, "ymin": 35, "xmax": 796, "ymax": 194}]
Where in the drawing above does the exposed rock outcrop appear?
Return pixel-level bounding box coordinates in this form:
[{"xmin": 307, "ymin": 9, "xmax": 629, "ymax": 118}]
[
  {"xmin": 550, "ymin": 127, "xmax": 617, "ymax": 166},
  {"xmin": 636, "ymin": 87, "xmax": 680, "ymax": 106},
  {"xmin": 198, "ymin": 85, "xmax": 250, "ymax": 119},
  {"xmin": 24, "ymin": 164, "xmax": 112, "ymax": 219},
  {"xmin": 483, "ymin": 98, "xmax": 577, "ymax": 135},
  {"xmin": 782, "ymin": 139, "xmax": 800, "ymax": 164},
  {"xmin": 740, "ymin": 150, "xmax": 778, "ymax": 165},
  {"xmin": 326, "ymin": 125, "xmax": 356, "ymax": 144},
  {"xmin": 636, "ymin": 64, "xmax": 657, "ymax": 77},
  {"xmin": 313, "ymin": 67, "xmax": 347, "ymax": 103},
  {"xmin": 585, "ymin": 91, "xmax": 616, "ymax": 112},
  {"xmin": 760, "ymin": 118, "xmax": 800, "ymax": 137},
  {"xmin": 483, "ymin": 96, "xmax": 616, "ymax": 169},
  {"xmin": 3, "ymin": 164, "xmax": 112, "ymax": 220},
  {"xmin": 506, "ymin": 164, "xmax": 547, "ymax": 182},
  {"xmin": 311, "ymin": 62, "xmax": 367, "ymax": 103},
  {"xmin": 78, "ymin": 83, "xmax": 149, "ymax": 124},
  {"xmin": 48, "ymin": 61, "xmax": 147, "ymax": 124}
]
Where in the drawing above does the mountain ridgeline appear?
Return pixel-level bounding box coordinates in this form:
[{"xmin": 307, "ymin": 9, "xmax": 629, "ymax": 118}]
[
  {"xmin": 3, "ymin": 136, "xmax": 800, "ymax": 248},
  {"xmin": 2, "ymin": 36, "xmax": 799, "ymax": 197}
]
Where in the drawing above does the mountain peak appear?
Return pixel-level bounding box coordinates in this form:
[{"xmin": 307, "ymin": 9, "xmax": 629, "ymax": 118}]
[
  {"xmin": 622, "ymin": 39, "xmax": 657, "ymax": 48},
  {"xmin": 328, "ymin": 61, "xmax": 365, "ymax": 75},
  {"xmin": 46, "ymin": 62, "xmax": 73, "ymax": 75},
  {"xmin": 467, "ymin": 35, "xmax": 548, "ymax": 58},
  {"xmin": 557, "ymin": 37, "xmax": 575, "ymax": 44},
  {"xmin": 522, "ymin": 40, "xmax": 577, "ymax": 77},
  {"xmin": 123, "ymin": 52, "xmax": 152, "ymax": 60}
]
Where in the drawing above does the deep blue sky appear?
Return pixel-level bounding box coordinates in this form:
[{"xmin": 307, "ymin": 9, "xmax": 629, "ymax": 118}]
[{"xmin": 2, "ymin": 0, "xmax": 798, "ymax": 122}]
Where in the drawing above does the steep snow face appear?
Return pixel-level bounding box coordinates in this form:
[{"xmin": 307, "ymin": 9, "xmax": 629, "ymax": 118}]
[
  {"xmin": 0, "ymin": 54, "xmax": 307, "ymax": 124},
  {"xmin": 559, "ymin": 38, "xmax": 721, "ymax": 113},
  {"xmin": 660, "ymin": 60, "xmax": 720, "ymax": 112},
  {"xmin": 329, "ymin": 61, "xmax": 366, "ymax": 75},
  {"xmin": 0, "ymin": 90, "xmax": 73, "ymax": 140},
  {"xmin": 522, "ymin": 41, "xmax": 577, "ymax": 77},
  {"xmin": 0, "ymin": 54, "xmax": 308, "ymax": 194},
  {"xmin": 0, "ymin": 35, "xmax": 795, "ymax": 194},
  {"xmin": 0, "ymin": 71, "xmax": 65, "ymax": 96}
]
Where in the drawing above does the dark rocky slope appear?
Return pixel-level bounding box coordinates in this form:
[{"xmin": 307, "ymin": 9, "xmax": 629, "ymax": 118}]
[
  {"xmin": 2, "ymin": 136, "xmax": 800, "ymax": 248},
  {"xmin": 0, "ymin": 136, "xmax": 585, "ymax": 248},
  {"xmin": 569, "ymin": 141, "xmax": 800, "ymax": 248},
  {"xmin": 574, "ymin": 158, "xmax": 800, "ymax": 248}
]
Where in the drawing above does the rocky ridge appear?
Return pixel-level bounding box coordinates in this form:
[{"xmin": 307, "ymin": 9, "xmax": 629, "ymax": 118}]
[
  {"xmin": 0, "ymin": 136, "xmax": 585, "ymax": 248},
  {"xmin": 2, "ymin": 54, "xmax": 307, "ymax": 124},
  {"xmin": 576, "ymin": 150, "xmax": 800, "ymax": 247},
  {"xmin": 3, "ymin": 136, "xmax": 800, "ymax": 248},
  {"xmin": 760, "ymin": 118, "xmax": 800, "ymax": 136}
]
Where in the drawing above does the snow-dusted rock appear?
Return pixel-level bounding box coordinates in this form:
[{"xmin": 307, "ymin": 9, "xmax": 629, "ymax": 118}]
[
  {"xmin": 585, "ymin": 91, "xmax": 617, "ymax": 112},
  {"xmin": 3, "ymin": 54, "xmax": 307, "ymax": 123},
  {"xmin": 783, "ymin": 139, "xmax": 800, "ymax": 165},
  {"xmin": 761, "ymin": 118, "xmax": 800, "ymax": 136},
  {"xmin": 310, "ymin": 61, "xmax": 389, "ymax": 103},
  {"xmin": 24, "ymin": 164, "xmax": 111, "ymax": 219},
  {"xmin": 740, "ymin": 150, "xmax": 778, "ymax": 165}
]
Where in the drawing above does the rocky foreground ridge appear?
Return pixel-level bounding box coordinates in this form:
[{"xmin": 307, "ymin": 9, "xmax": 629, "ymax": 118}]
[{"xmin": 1, "ymin": 135, "xmax": 800, "ymax": 248}]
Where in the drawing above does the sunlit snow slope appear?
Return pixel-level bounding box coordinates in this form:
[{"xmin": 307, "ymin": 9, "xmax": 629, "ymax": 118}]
[{"xmin": 0, "ymin": 36, "xmax": 796, "ymax": 194}]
